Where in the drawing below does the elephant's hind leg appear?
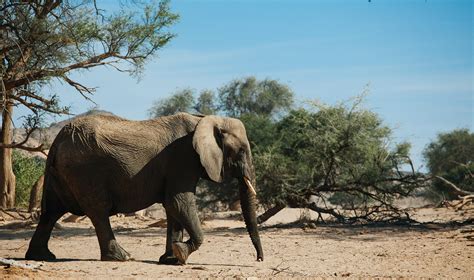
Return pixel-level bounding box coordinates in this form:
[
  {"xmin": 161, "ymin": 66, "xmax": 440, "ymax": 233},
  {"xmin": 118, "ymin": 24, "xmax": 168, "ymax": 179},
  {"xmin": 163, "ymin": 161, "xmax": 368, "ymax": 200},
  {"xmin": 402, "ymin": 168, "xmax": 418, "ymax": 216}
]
[
  {"xmin": 71, "ymin": 173, "xmax": 131, "ymax": 262},
  {"xmin": 25, "ymin": 188, "xmax": 66, "ymax": 261},
  {"xmin": 89, "ymin": 213, "xmax": 131, "ymax": 261}
]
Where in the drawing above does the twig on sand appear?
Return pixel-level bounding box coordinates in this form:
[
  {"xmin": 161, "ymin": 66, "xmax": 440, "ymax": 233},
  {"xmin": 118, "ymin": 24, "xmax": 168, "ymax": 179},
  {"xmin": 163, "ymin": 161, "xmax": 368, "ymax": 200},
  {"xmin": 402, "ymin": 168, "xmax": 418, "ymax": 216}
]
[
  {"xmin": 0, "ymin": 258, "xmax": 42, "ymax": 270},
  {"xmin": 0, "ymin": 209, "xmax": 18, "ymax": 219},
  {"xmin": 270, "ymin": 261, "xmax": 306, "ymax": 276}
]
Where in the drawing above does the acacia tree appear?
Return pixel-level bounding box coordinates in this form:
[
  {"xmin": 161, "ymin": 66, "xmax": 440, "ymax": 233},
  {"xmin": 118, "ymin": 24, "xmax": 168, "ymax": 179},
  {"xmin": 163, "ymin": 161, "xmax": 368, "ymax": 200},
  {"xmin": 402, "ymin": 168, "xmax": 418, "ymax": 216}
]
[
  {"xmin": 148, "ymin": 88, "xmax": 217, "ymax": 118},
  {"xmin": 423, "ymin": 129, "xmax": 474, "ymax": 200},
  {"xmin": 0, "ymin": 0, "xmax": 178, "ymax": 208},
  {"xmin": 255, "ymin": 97, "xmax": 425, "ymax": 224},
  {"xmin": 148, "ymin": 88, "xmax": 195, "ymax": 117},
  {"xmin": 195, "ymin": 89, "xmax": 217, "ymax": 115},
  {"xmin": 218, "ymin": 76, "xmax": 294, "ymax": 118}
]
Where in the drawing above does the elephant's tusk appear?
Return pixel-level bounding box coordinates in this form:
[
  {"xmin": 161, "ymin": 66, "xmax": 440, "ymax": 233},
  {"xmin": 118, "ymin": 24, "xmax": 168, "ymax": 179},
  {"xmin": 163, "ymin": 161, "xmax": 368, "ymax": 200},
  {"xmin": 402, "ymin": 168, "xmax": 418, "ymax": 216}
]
[{"xmin": 244, "ymin": 177, "xmax": 257, "ymax": 196}]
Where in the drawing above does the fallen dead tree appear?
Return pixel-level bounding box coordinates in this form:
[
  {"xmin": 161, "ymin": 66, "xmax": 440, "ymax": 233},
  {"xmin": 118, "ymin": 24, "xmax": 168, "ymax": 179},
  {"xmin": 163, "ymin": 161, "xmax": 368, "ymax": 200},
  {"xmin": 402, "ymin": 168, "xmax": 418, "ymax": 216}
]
[
  {"xmin": 257, "ymin": 171, "xmax": 427, "ymax": 225},
  {"xmin": 435, "ymin": 176, "xmax": 474, "ymax": 210},
  {"xmin": 250, "ymin": 98, "xmax": 432, "ymax": 225}
]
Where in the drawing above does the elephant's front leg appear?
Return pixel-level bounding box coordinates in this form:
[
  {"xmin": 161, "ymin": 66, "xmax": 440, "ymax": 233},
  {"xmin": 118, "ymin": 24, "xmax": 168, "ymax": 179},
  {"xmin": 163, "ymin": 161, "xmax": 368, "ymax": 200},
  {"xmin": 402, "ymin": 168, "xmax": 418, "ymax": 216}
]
[
  {"xmin": 166, "ymin": 192, "xmax": 203, "ymax": 264},
  {"xmin": 158, "ymin": 209, "xmax": 183, "ymax": 265}
]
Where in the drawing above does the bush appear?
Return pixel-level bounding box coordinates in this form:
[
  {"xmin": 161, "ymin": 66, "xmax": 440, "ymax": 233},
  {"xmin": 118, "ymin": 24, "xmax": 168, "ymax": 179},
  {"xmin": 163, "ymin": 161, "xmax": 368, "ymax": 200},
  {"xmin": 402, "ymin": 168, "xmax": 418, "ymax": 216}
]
[
  {"xmin": 255, "ymin": 97, "xmax": 424, "ymax": 223},
  {"xmin": 12, "ymin": 151, "xmax": 45, "ymax": 208},
  {"xmin": 423, "ymin": 129, "xmax": 474, "ymax": 200}
]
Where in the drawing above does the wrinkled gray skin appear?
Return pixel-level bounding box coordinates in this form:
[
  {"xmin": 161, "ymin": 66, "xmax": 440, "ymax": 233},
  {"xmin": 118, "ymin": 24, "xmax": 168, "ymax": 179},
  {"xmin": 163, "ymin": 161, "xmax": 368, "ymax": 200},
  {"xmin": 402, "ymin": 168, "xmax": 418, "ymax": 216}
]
[{"xmin": 25, "ymin": 113, "xmax": 263, "ymax": 264}]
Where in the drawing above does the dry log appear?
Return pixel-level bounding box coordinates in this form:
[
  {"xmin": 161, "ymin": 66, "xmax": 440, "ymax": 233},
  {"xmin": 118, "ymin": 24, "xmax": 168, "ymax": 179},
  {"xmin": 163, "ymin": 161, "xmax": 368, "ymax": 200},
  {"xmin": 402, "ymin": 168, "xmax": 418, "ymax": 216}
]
[
  {"xmin": 450, "ymin": 195, "xmax": 474, "ymax": 210},
  {"xmin": 0, "ymin": 257, "xmax": 42, "ymax": 270},
  {"xmin": 62, "ymin": 214, "xmax": 84, "ymax": 223},
  {"xmin": 435, "ymin": 176, "xmax": 474, "ymax": 210}
]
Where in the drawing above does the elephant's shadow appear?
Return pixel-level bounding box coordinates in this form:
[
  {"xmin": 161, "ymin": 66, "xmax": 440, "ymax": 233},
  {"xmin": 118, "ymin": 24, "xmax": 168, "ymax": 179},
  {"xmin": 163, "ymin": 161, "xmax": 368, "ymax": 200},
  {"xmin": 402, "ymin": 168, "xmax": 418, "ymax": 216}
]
[
  {"xmin": 138, "ymin": 260, "xmax": 254, "ymax": 268},
  {"xmin": 9, "ymin": 257, "xmax": 254, "ymax": 267},
  {"xmin": 1, "ymin": 223, "xmax": 255, "ymax": 266}
]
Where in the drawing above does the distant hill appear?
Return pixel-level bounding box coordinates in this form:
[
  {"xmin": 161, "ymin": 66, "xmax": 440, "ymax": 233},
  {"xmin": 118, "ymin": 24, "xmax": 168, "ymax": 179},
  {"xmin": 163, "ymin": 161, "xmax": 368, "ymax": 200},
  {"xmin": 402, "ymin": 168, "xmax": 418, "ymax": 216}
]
[{"xmin": 12, "ymin": 109, "xmax": 116, "ymax": 159}]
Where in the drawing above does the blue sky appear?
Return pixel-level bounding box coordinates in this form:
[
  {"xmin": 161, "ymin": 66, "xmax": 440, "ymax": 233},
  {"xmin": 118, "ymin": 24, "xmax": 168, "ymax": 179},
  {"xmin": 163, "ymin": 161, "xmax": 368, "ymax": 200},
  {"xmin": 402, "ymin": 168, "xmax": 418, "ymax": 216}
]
[{"xmin": 16, "ymin": 0, "xmax": 473, "ymax": 170}]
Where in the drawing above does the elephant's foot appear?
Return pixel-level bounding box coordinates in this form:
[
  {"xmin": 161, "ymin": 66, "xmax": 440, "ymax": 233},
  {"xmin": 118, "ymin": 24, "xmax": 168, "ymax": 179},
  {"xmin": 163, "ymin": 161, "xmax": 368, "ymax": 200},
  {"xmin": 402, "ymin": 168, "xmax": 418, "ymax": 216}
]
[
  {"xmin": 172, "ymin": 242, "xmax": 190, "ymax": 265},
  {"xmin": 25, "ymin": 246, "xmax": 56, "ymax": 261},
  {"xmin": 101, "ymin": 240, "xmax": 132, "ymax": 261},
  {"xmin": 158, "ymin": 252, "xmax": 180, "ymax": 265}
]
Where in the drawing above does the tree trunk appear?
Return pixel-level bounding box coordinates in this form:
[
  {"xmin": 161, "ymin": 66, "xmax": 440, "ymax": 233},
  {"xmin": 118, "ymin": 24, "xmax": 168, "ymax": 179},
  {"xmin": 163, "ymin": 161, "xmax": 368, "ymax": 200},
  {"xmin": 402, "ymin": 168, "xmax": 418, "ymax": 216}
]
[
  {"xmin": 28, "ymin": 175, "xmax": 44, "ymax": 212},
  {"xmin": 0, "ymin": 103, "xmax": 16, "ymax": 209}
]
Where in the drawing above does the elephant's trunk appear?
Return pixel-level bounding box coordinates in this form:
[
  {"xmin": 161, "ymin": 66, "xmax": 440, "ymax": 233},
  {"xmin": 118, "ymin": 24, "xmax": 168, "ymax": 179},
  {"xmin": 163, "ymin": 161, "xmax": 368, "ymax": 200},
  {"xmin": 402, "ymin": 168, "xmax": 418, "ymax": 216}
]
[{"xmin": 239, "ymin": 166, "xmax": 263, "ymax": 261}]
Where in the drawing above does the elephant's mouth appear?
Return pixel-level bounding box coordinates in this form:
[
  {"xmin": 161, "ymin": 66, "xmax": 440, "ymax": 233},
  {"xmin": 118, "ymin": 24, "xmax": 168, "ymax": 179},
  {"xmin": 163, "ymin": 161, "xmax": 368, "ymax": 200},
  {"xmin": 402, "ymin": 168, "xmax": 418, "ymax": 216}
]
[{"xmin": 243, "ymin": 177, "xmax": 257, "ymax": 196}]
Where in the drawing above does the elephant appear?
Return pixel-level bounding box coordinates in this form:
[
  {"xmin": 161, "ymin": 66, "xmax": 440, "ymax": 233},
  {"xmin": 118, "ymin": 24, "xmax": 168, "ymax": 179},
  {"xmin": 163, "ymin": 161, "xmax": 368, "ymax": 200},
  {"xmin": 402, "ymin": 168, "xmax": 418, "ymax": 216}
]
[{"xmin": 25, "ymin": 113, "xmax": 263, "ymax": 264}]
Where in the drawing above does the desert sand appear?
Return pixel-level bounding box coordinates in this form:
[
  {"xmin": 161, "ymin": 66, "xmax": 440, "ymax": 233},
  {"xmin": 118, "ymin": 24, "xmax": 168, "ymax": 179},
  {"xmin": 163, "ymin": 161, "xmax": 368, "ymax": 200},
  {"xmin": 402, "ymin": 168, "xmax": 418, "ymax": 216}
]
[{"xmin": 0, "ymin": 206, "xmax": 473, "ymax": 279}]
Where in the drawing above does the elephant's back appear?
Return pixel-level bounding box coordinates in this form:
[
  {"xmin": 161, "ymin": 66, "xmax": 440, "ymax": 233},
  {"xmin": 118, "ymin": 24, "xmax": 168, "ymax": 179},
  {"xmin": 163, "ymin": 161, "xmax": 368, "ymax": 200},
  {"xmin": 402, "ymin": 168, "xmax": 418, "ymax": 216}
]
[
  {"xmin": 50, "ymin": 113, "xmax": 202, "ymax": 177},
  {"xmin": 52, "ymin": 115, "xmax": 154, "ymax": 176}
]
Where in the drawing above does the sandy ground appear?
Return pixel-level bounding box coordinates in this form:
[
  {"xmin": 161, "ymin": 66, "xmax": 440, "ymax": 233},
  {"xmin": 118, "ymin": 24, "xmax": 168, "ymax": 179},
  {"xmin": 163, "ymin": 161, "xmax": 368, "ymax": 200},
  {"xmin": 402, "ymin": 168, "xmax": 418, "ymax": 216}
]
[{"xmin": 0, "ymin": 206, "xmax": 473, "ymax": 279}]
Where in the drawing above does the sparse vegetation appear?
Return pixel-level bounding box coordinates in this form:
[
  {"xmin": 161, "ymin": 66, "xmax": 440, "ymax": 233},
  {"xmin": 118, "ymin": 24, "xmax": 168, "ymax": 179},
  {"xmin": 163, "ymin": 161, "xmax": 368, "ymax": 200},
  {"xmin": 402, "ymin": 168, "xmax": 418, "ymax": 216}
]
[
  {"xmin": 12, "ymin": 152, "xmax": 45, "ymax": 208},
  {"xmin": 254, "ymin": 97, "xmax": 425, "ymax": 223}
]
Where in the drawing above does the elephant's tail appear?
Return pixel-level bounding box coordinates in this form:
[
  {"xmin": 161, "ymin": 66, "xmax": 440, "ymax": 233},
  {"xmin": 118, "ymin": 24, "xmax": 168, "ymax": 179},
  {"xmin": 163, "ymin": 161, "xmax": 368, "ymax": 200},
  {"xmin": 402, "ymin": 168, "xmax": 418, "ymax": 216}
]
[
  {"xmin": 40, "ymin": 143, "xmax": 60, "ymax": 214},
  {"xmin": 41, "ymin": 139, "xmax": 84, "ymax": 216}
]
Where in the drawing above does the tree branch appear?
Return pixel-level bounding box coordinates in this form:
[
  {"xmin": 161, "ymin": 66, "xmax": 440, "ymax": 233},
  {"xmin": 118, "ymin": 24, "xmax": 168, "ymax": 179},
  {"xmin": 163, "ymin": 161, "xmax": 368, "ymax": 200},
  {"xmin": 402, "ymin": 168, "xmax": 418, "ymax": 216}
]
[
  {"xmin": 62, "ymin": 76, "xmax": 96, "ymax": 102},
  {"xmin": 306, "ymin": 202, "xmax": 345, "ymax": 222},
  {"xmin": 0, "ymin": 125, "xmax": 45, "ymax": 153},
  {"xmin": 4, "ymin": 52, "xmax": 115, "ymax": 90},
  {"xmin": 435, "ymin": 176, "xmax": 474, "ymax": 196},
  {"xmin": 257, "ymin": 203, "xmax": 286, "ymax": 224},
  {"xmin": 10, "ymin": 94, "xmax": 69, "ymax": 115}
]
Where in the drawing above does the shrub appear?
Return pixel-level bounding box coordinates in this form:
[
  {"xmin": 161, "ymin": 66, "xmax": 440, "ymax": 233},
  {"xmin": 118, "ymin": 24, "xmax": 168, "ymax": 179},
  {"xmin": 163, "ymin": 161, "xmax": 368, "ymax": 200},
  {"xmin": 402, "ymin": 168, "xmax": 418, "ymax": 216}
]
[
  {"xmin": 423, "ymin": 129, "xmax": 474, "ymax": 200},
  {"xmin": 12, "ymin": 151, "xmax": 45, "ymax": 208}
]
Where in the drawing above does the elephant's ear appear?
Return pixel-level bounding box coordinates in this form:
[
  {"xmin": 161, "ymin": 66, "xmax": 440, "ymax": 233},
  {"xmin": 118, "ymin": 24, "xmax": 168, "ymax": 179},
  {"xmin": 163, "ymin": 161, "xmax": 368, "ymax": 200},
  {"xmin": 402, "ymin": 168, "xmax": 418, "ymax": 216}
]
[{"xmin": 193, "ymin": 116, "xmax": 223, "ymax": 183}]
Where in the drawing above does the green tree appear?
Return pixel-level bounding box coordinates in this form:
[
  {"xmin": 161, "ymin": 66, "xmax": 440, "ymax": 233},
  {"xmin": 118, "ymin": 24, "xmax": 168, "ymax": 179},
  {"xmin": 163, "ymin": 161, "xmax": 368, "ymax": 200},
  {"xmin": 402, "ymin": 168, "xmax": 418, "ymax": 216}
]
[
  {"xmin": 194, "ymin": 89, "xmax": 217, "ymax": 115},
  {"xmin": 0, "ymin": 0, "xmax": 178, "ymax": 208},
  {"xmin": 218, "ymin": 76, "xmax": 294, "ymax": 118},
  {"xmin": 12, "ymin": 151, "xmax": 45, "ymax": 208},
  {"xmin": 239, "ymin": 114, "xmax": 277, "ymax": 152},
  {"xmin": 149, "ymin": 88, "xmax": 195, "ymax": 118},
  {"xmin": 255, "ymin": 98, "xmax": 423, "ymax": 223},
  {"xmin": 149, "ymin": 89, "xmax": 218, "ymax": 118},
  {"xmin": 423, "ymin": 129, "xmax": 474, "ymax": 199}
]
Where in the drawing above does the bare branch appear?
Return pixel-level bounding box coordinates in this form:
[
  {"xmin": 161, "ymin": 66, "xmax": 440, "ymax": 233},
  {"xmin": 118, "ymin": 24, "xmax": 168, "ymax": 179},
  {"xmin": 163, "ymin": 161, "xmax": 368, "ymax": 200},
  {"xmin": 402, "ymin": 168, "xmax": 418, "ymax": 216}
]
[
  {"xmin": 10, "ymin": 94, "xmax": 69, "ymax": 115},
  {"xmin": 4, "ymin": 52, "xmax": 115, "ymax": 90},
  {"xmin": 257, "ymin": 203, "xmax": 286, "ymax": 224},
  {"xmin": 435, "ymin": 176, "xmax": 474, "ymax": 196},
  {"xmin": 307, "ymin": 202, "xmax": 346, "ymax": 222},
  {"xmin": 62, "ymin": 76, "xmax": 97, "ymax": 103},
  {"xmin": 0, "ymin": 124, "xmax": 45, "ymax": 153}
]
